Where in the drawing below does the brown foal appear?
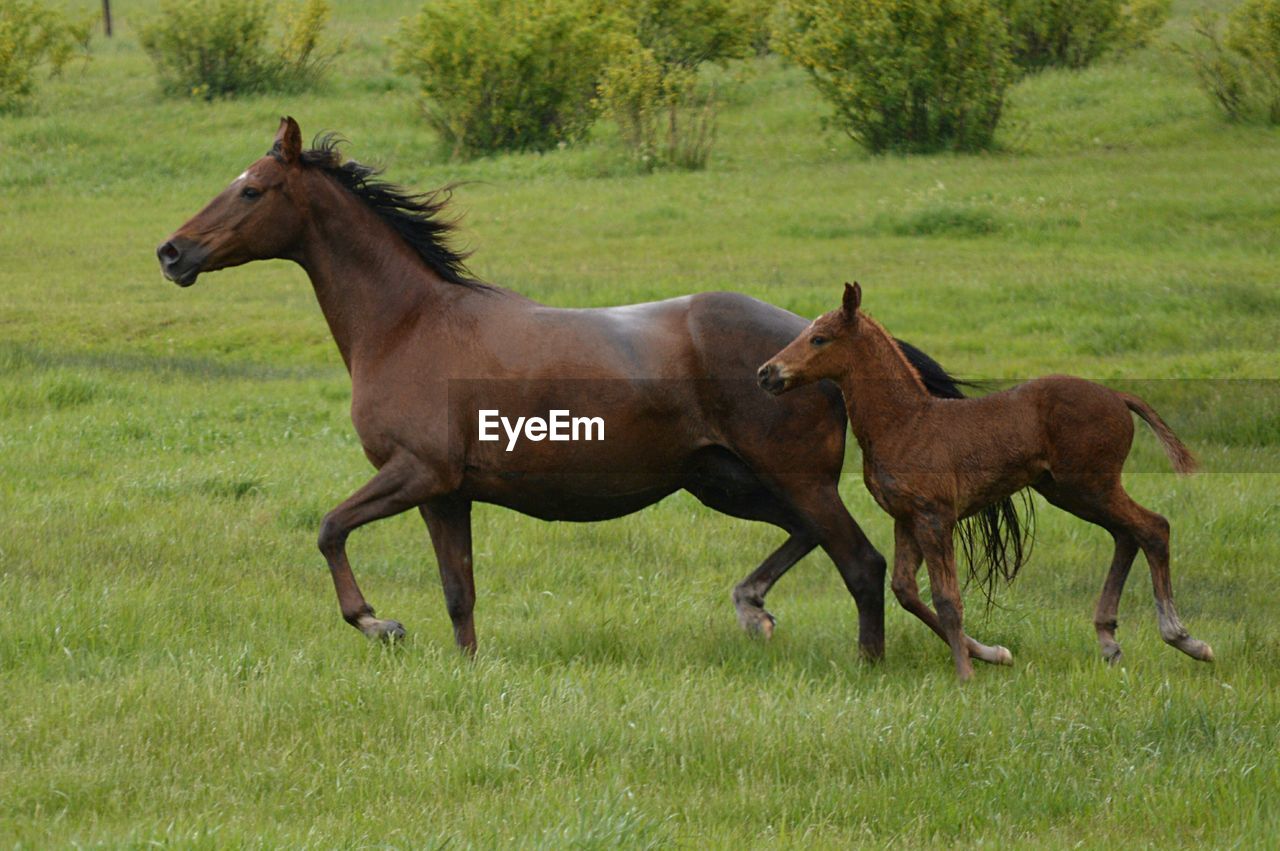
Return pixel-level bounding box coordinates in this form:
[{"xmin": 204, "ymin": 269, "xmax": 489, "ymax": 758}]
[{"xmin": 759, "ymin": 283, "xmax": 1214, "ymax": 680}]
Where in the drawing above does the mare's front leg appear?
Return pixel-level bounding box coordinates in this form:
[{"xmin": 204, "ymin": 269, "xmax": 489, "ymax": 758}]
[
  {"xmin": 420, "ymin": 497, "xmax": 477, "ymax": 654},
  {"xmin": 915, "ymin": 516, "xmax": 973, "ymax": 680},
  {"xmin": 318, "ymin": 452, "xmax": 435, "ymax": 640},
  {"xmin": 891, "ymin": 520, "xmax": 1012, "ymax": 666}
]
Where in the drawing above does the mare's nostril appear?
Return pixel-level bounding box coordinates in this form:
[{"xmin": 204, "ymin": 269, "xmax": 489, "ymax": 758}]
[{"xmin": 157, "ymin": 241, "xmax": 180, "ymax": 264}]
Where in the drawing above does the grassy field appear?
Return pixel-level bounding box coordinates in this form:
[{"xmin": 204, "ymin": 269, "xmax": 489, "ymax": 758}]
[{"xmin": 2, "ymin": 1, "xmax": 1278, "ymax": 846}]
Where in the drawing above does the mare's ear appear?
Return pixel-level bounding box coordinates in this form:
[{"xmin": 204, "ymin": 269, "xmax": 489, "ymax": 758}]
[
  {"xmin": 841, "ymin": 281, "xmax": 862, "ymax": 319},
  {"xmin": 272, "ymin": 116, "xmax": 302, "ymax": 165}
]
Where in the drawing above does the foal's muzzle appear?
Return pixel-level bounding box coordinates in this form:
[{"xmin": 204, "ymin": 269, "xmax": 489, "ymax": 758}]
[
  {"xmin": 757, "ymin": 363, "xmax": 789, "ymax": 395},
  {"xmin": 156, "ymin": 237, "xmax": 208, "ymax": 287}
]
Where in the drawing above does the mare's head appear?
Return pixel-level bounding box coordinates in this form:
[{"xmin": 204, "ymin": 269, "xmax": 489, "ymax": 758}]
[
  {"xmin": 758, "ymin": 282, "xmax": 864, "ymax": 395},
  {"xmin": 157, "ymin": 117, "xmax": 312, "ymax": 286}
]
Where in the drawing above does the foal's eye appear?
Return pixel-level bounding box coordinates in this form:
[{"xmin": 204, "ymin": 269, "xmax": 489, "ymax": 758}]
[
  {"xmin": 241, "ymin": 186, "xmax": 262, "ymax": 200},
  {"xmin": 810, "ymin": 335, "xmax": 828, "ymax": 347}
]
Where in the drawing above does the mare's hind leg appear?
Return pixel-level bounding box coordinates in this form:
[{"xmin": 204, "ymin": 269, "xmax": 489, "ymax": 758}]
[
  {"xmin": 788, "ymin": 486, "xmax": 887, "ymax": 660},
  {"xmin": 684, "ymin": 450, "xmax": 821, "ymax": 640},
  {"xmin": 318, "ymin": 453, "xmax": 434, "ymax": 641},
  {"xmin": 891, "ymin": 520, "xmax": 1012, "ymax": 665},
  {"xmin": 687, "ymin": 450, "xmax": 886, "ymax": 658},
  {"xmin": 732, "ymin": 532, "xmax": 817, "ymax": 638}
]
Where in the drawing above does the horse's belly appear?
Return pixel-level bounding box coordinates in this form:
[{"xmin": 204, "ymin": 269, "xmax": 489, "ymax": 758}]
[{"xmin": 463, "ymin": 471, "xmax": 680, "ymax": 521}]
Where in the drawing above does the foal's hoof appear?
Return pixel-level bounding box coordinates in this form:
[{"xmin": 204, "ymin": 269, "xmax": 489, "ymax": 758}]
[
  {"xmin": 1101, "ymin": 643, "xmax": 1124, "ymax": 665},
  {"xmin": 991, "ymin": 645, "xmax": 1014, "ymax": 666},
  {"xmin": 737, "ymin": 607, "xmax": 776, "ymax": 640},
  {"xmin": 361, "ymin": 618, "xmax": 406, "ymax": 642},
  {"xmin": 1174, "ymin": 637, "xmax": 1214, "ymax": 663}
]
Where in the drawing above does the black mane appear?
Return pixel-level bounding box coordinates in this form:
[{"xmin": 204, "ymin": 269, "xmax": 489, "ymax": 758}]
[{"xmin": 291, "ymin": 133, "xmax": 486, "ymax": 290}]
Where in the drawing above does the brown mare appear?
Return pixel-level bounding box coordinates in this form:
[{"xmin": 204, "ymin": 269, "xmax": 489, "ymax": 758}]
[
  {"xmin": 759, "ymin": 283, "xmax": 1215, "ymax": 680},
  {"xmin": 156, "ymin": 117, "xmax": 998, "ymax": 659}
]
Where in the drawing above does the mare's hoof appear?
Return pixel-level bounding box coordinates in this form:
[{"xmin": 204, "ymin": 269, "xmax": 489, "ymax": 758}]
[
  {"xmin": 737, "ymin": 607, "xmax": 776, "ymax": 640},
  {"xmin": 362, "ymin": 618, "xmax": 406, "ymax": 642},
  {"xmin": 992, "ymin": 645, "xmax": 1014, "ymax": 666},
  {"xmin": 1101, "ymin": 643, "xmax": 1124, "ymax": 665}
]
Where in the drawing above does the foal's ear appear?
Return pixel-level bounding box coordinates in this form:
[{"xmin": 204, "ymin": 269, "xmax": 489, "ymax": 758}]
[
  {"xmin": 272, "ymin": 116, "xmax": 302, "ymax": 165},
  {"xmin": 841, "ymin": 281, "xmax": 862, "ymax": 318}
]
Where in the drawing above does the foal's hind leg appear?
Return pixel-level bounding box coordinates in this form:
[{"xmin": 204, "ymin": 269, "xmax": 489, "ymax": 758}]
[
  {"xmin": 1038, "ymin": 479, "xmax": 1213, "ymax": 664},
  {"xmin": 1119, "ymin": 495, "xmax": 1214, "ymax": 662},
  {"xmin": 891, "ymin": 520, "xmax": 1012, "ymax": 666},
  {"xmin": 1094, "ymin": 531, "xmax": 1138, "ymax": 664}
]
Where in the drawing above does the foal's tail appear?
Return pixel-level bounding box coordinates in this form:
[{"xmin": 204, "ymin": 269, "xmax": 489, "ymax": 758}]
[{"xmin": 1116, "ymin": 391, "xmax": 1199, "ymax": 475}]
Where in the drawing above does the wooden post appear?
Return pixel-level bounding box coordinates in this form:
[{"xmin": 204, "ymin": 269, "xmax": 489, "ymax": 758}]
[{"xmin": 103, "ymin": 0, "xmax": 113, "ymax": 37}]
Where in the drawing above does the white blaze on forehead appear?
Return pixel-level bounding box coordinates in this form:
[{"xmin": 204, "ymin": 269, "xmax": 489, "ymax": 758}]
[{"xmin": 231, "ymin": 169, "xmax": 251, "ymax": 186}]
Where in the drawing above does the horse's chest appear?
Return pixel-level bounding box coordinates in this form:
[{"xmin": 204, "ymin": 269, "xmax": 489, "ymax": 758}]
[{"xmin": 349, "ymin": 380, "xmax": 449, "ymax": 467}]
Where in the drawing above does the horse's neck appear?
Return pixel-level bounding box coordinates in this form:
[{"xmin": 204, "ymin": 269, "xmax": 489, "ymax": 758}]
[
  {"xmin": 295, "ymin": 177, "xmax": 449, "ymax": 371},
  {"xmin": 838, "ymin": 320, "xmax": 932, "ymax": 448}
]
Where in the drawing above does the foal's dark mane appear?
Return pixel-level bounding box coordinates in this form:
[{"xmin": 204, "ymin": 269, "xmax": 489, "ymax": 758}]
[{"xmin": 279, "ymin": 133, "xmax": 488, "ymax": 291}]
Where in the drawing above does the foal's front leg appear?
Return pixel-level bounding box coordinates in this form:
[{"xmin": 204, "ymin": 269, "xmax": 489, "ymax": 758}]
[
  {"xmin": 892, "ymin": 520, "xmax": 1011, "ymax": 666},
  {"xmin": 915, "ymin": 517, "xmax": 973, "ymax": 680}
]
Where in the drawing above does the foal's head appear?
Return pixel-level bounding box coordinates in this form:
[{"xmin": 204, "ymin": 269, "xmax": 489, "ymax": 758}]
[
  {"xmin": 157, "ymin": 117, "xmax": 311, "ymax": 286},
  {"xmin": 758, "ymin": 282, "xmax": 864, "ymax": 395}
]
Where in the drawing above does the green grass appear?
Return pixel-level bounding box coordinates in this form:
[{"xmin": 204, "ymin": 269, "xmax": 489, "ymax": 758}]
[{"xmin": 1, "ymin": 1, "xmax": 1277, "ymax": 846}]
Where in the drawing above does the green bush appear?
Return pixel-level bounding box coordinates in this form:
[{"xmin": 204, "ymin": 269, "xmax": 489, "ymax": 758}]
[
  {"xmin": 0, "ymin": 0, "xmax": 91, "ymax": 113},
  {"xmin": 139, "ymin": 0, "xmax": 336, "ymax": 100},
  {"xmin": 998, "ymin": 0, "xmax": 1170, "ymax": 73},
  {"xmin": 392, "ymin": 0, "xmax": 614, "ymax": 158},
  {"xmin": 597, "ymin": 0, "xmax": 753, "ymax": 170},
  {"xmin": 774, "ymin": 0, "xmax": 1015, "ymax": 154},
  {"xmin": 1185, "ymin": 0, "xmax": 1280, "ymax": 124},
  {"xmin": 597, "ymin": 36, "xmax": 718, "ymax": 171}
]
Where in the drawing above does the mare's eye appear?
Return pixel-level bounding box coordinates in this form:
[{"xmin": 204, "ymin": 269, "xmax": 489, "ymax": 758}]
[
  {"xmin": 241, "ymin": 186, "xmax": 262, "ymax": 200},
  {"xmin": 811, "ymin": 335, "xmax": 828, "ymax": 347}
]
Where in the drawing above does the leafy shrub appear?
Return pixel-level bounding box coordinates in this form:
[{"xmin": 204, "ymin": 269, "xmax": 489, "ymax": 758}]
[
  {"xmin": 139, "ymin": 0, "xmax": 336, "ymax": 100},
  {"xmin": 392, "ymin": 0, "xmax": 614, "ymax": 158},
  {"xmin": 0, "ymin": 0, "xmax": 91, "ymax": 113},
  {"xmin": 774, "ymin": 0, "xmax": 1015, "ymax": 154},
  {"xmin": 998, "ymin": 0, "xmax": 1170, "ymax": 72},
  {"xmin": 597, "ymin": 0, "xmax": 753, "ymax": 170},
  {"xmin": 1184, "ymin": 0, "xmax": 1280, "ymax": 124}
]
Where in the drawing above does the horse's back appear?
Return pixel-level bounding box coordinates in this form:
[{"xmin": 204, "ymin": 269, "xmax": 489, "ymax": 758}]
[{"xmin": 681, "ymin": 292, "xmax": 848, "ymax": 478}]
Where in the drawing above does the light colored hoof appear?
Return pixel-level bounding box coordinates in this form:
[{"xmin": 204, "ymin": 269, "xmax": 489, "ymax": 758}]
[
  {"xmin": 737, "ymin": 607, "xmax": 776, "ymax": 640},
  {"xmin": 1177, "ymin": 637, "xmax": 1214, "ymax": 663},
  {"xmin": 359, "ymin": 617, "xmax": 406, "ymax": 642},
  {"xmin": 992, "ymin": 645, "xmax": 1013, "ymax": 666}
]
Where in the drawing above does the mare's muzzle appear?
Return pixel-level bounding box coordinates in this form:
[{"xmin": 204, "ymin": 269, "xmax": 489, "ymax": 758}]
[{"xmin": 157, "ymin": 237, "xmax": 209, "ymax": 287}]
